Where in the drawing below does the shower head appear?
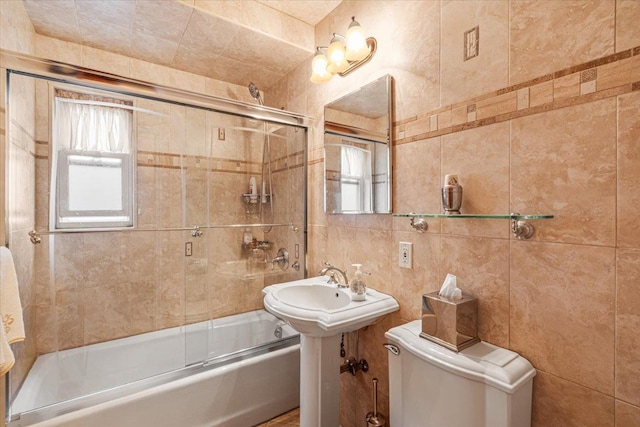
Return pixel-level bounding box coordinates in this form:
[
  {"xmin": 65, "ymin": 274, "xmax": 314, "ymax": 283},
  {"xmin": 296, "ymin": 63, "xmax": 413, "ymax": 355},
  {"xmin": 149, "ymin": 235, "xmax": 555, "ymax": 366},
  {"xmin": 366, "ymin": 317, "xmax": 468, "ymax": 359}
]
[{"xmin": 248, "ymin": 82, "xmax": 264, "ymax": 105}]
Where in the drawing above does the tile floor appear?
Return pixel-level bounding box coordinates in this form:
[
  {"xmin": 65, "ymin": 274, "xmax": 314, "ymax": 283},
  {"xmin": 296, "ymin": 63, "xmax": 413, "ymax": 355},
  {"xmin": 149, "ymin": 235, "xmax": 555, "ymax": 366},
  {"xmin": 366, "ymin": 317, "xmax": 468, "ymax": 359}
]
[{"xmin": 256, "ymin": 408, "xmax": 300, "ymax": 426}]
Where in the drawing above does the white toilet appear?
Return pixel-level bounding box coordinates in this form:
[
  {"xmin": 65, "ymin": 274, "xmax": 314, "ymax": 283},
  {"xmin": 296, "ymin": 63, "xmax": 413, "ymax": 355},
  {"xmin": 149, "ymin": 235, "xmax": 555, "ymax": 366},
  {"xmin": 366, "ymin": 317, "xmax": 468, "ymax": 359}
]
[{"xmin": 385, "ymin": 320, "xmax": 536, "ymax": 427}]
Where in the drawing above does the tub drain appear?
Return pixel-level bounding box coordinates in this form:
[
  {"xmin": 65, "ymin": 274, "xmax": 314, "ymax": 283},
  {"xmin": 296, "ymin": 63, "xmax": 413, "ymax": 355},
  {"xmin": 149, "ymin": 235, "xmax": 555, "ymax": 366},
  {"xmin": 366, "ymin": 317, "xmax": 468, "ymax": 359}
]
[{"xmin": 274, "ymin": 325, "xmax": 283, "ymax": 339}]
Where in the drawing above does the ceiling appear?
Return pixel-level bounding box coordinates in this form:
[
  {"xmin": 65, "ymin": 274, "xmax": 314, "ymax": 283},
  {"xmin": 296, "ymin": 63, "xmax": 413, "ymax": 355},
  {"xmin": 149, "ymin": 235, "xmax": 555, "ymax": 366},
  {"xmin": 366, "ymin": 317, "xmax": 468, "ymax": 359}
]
[{"xmin": 22, "ymin": 0, "xmax": 342, "ymax": 91}]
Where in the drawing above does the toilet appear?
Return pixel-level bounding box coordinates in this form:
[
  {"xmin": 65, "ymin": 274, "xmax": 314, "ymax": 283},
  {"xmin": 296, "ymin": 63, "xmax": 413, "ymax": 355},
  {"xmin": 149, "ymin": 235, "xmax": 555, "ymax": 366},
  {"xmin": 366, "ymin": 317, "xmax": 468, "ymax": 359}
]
[{"xmin": 385, "ymin": 320, "xmax": 536, "ymax": 427}]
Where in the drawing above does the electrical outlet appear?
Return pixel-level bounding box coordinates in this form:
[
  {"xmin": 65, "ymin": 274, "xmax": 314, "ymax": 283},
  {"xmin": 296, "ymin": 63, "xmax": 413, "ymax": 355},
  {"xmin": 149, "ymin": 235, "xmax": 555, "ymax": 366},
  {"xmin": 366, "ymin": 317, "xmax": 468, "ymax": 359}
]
[
  {"xmin": 185, "ymin": 242, "xmax": 193, "ymax": 257},
  {"xmin": 218, "ymin": 128, "xmax": 225, "ymax": 140},
  {"xmin": 399, "ymin": 242, "xmax": 413, "ymax": 269}
]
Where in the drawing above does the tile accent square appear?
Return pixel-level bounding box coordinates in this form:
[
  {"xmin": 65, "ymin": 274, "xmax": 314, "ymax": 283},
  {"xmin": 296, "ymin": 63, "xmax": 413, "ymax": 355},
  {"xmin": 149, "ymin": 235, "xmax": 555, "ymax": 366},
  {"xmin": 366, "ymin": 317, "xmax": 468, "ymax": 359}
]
[
  {"xmin": 581, "ymin": 80, "xmax": 597, "ymax": 95},
  {"xmin": 429, "ymin": 114, "xmax": 438, "ymax": 131},
  {"xmin": 517, "ymin": 87, "xmax": 530, "ymax": 110},
  {"xmin": 581, "ymin": 68, "xmax": 597, "ymax": 83},
  {"xmin": 467, "ymin": 111, "xmax": 477, "ymax": 122}
]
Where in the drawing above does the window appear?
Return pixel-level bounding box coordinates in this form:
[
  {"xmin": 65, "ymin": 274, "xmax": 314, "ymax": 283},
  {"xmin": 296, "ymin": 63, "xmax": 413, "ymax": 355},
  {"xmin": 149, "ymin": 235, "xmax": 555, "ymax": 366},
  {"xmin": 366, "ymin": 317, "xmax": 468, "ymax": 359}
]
[
  {"xmin": 340, "ymin": 144, "xmax": 372, "ymax": 212},
  {"xmin": 52, "ymin": 90, "xmax": 134, "ymax": 229}
]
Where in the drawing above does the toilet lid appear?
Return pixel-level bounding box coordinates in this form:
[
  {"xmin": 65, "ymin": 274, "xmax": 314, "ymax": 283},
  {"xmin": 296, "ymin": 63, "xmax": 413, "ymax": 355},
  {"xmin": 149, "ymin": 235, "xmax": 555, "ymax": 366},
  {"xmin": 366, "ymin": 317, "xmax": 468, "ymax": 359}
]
[{"xmin": 385, "ymin": 320, "xmax": 536, "ymax": 394}]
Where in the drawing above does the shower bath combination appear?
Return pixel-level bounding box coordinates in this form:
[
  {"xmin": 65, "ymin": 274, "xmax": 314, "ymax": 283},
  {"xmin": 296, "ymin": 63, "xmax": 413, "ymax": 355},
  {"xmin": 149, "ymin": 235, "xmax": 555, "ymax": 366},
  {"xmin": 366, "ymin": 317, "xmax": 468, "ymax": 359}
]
[{"xmin": 3, "ymin": 56, "xmax": 308, "ymax": 427}]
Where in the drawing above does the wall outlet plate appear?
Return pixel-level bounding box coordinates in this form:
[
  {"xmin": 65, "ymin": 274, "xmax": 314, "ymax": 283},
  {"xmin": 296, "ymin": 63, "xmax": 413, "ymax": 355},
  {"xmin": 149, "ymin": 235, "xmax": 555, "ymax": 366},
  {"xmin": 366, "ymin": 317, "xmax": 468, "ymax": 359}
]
[{"xmin": 399, "ymin": 241, "xmax": 412, "ymax": 269}]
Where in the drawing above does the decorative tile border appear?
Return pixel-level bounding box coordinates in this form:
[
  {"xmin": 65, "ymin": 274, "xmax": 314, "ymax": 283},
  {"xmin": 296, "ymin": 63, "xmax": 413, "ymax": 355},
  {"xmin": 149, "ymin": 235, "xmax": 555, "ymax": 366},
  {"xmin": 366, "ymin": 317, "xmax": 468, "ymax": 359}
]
[
  {"xmin": 34, "ymin": 147, "xmax": 303, "ymax": 174},
  {"xmin": 394, "ymin": 45, "xmax": 640, "ymax": 145}
]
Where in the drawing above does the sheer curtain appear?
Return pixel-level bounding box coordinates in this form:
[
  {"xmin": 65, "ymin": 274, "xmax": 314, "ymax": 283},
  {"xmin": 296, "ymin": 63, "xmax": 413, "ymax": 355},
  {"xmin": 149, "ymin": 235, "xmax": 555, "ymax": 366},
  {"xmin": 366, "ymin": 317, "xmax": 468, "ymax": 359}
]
[
  {"xmin": 54, "ymin": 99, "xmax": 131, "ymax": 154},
  {"xmin": 340, "ymin": 145, "xmax": 372, "ymax": 211}
]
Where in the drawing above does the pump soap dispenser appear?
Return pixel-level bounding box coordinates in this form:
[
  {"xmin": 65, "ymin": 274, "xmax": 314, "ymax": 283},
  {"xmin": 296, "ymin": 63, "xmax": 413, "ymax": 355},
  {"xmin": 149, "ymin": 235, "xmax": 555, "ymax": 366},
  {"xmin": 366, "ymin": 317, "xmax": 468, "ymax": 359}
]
[{"xmin": 349, "ymin": 264, "xmax": 367, "ymax": 301}]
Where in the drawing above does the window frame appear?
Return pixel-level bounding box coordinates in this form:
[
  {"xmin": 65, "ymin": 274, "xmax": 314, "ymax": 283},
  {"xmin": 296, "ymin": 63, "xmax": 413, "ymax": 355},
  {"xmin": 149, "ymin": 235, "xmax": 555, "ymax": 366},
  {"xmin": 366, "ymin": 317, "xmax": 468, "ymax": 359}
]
[
  {"xmin": 56, "ymin": 149, "xmax": 134, "ymax": 229},
  {"xmin": 50, "ymin": 86, "xmax": 137, "ymax": 231}
]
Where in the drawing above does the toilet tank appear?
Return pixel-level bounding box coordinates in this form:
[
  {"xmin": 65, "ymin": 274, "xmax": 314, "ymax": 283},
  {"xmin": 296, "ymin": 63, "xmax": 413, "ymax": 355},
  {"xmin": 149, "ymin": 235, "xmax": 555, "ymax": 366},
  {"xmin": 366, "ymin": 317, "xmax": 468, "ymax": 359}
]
[{"xmin": 385, "ymin": 320, "xmax": 536, "ymax": 427}]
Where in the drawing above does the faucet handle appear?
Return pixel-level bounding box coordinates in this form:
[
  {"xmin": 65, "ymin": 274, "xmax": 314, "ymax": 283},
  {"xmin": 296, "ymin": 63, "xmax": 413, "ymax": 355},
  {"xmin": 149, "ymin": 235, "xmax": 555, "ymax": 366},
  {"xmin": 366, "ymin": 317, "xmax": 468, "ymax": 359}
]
[{"xmin": 326, "ymin": 272, "xmax": 339, "ymax": 285}]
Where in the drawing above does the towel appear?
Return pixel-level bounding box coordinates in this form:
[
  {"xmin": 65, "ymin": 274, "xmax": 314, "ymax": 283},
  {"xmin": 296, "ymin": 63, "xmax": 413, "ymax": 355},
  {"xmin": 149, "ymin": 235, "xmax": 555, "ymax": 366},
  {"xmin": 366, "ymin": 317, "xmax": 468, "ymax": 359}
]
[{"xmin": 0, "ymin": 246, "xmax": 25, "ymax": 376}]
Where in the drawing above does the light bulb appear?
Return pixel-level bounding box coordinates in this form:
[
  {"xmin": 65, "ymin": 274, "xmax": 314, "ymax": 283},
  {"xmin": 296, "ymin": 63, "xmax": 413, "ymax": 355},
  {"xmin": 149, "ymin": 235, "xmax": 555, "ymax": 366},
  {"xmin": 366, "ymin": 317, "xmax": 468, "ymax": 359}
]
[
  {"xmin": 345, "ymin": 17, "xmax": 370, "ymax": 61},
  {"xmin": 326, "ymin": 34, "xmax": 348, "ymax": 73},
  {"xmin": 310, "ymin": 49, "xmax": 332, "ymax": 83}
]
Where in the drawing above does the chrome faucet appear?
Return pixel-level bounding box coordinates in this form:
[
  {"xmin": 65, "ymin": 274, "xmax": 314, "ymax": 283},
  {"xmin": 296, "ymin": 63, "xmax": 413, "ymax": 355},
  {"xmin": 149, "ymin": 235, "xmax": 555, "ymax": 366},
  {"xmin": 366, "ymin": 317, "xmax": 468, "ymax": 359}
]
[{"xmin": 318, "ymin": 262, "xmax": 349, "ymax": 288}]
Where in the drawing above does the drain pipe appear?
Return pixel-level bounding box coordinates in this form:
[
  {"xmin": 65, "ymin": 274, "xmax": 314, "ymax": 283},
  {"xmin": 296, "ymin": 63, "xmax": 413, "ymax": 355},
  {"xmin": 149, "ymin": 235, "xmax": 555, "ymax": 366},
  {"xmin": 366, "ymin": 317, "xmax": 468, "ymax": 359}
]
[
  {"xmin": 339, "ymin": 330, "xmax": 369, "ymax": 375},
  {"xmin": 340, "ymin": 356, "xmax": 369, "ymax": 375}
]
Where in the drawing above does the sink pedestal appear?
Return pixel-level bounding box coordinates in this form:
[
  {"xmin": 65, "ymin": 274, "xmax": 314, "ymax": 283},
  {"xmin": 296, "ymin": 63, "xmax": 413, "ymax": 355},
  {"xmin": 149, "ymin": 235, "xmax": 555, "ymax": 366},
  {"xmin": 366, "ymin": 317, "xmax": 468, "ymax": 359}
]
[{"xmin": 299, "ymin": 334, "xmax": 341, "ymax": 427}]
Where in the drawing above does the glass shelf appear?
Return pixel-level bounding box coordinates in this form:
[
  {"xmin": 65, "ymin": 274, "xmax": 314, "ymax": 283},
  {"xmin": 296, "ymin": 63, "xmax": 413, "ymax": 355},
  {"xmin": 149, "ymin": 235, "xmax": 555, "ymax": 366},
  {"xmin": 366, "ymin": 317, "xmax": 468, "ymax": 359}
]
[
  {"xmin": 393, "ymin": 213, "xmax": 554, "ymax": 220},
  {"xmin": 393, "ymin": 212, "xmax": 554, "ymax": 239}
]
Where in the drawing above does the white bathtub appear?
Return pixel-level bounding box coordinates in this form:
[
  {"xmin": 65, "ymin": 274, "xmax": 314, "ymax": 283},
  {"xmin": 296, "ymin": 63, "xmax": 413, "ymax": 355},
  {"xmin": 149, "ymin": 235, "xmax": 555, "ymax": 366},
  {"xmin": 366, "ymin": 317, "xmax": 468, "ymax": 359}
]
[{"xmin": 9, "ymin": 310, "xmax": 300, "ymax": 427}]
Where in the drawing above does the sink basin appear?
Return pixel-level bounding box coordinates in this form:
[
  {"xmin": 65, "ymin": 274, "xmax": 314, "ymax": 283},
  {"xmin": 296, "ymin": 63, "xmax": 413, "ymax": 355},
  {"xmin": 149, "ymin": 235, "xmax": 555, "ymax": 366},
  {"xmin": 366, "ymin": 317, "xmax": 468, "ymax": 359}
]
[
  {"xmin": 275, "ymin": 284, "xmax": 351, "ymax": 310},
  {"xmin": 263, "ymin": 276, "xmax": 399, "ymax": 337}
]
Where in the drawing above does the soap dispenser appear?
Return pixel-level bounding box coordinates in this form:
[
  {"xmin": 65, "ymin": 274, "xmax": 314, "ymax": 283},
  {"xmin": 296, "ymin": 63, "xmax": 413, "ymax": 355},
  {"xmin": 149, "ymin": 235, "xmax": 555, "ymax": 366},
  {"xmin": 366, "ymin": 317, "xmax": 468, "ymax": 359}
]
[{"xmin": 349, "ymin": 264, "xmax": 367, "ymax": 301}]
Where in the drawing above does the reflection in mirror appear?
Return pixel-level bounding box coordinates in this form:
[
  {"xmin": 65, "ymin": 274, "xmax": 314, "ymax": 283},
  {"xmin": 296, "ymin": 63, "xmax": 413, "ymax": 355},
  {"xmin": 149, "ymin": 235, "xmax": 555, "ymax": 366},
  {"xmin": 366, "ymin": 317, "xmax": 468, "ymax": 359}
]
[{"xmin": 324, "ymin": 74, "xmax": 392, "ymax": 214}]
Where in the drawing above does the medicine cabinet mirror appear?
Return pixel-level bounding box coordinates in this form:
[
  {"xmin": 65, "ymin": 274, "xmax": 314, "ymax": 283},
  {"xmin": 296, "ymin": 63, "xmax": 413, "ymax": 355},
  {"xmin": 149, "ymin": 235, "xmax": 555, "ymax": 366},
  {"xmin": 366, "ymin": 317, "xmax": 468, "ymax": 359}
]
[{"xmin": 324, "ymin": 74, "xmax": 392, "ymax": 214}]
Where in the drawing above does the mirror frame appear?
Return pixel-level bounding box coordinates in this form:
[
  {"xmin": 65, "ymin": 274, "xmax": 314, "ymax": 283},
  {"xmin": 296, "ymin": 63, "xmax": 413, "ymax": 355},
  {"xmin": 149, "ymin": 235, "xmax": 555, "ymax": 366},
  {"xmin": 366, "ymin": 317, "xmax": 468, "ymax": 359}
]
[{"xmin": 323, "ymin": 74, "xmax": 393, "ymax": 214}]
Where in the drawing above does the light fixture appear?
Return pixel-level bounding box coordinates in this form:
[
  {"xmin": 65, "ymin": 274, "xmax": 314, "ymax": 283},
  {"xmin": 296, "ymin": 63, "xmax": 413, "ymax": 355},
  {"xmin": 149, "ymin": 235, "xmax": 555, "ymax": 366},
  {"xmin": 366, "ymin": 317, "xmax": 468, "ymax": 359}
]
[
  {"xmin": 309, "ymin": 16, "xmax": 376, "ymax": 83},
  {"xmin": 310, "ymin": 48, "xmax": 332, "ymax": 83},
  {"xmin": 345, "ymin": 17, "xmax": 370, "ymax": 61}
]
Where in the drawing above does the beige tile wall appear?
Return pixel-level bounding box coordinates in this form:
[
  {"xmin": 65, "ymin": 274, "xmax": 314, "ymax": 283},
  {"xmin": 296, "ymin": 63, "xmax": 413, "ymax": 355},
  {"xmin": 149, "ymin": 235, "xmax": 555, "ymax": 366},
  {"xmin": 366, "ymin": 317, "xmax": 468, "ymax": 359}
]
[
  {"xmin": 0, "ymin": 0, "xmax": 37, "ymax": 406},
  {"xmin": 271, "ymin": 1, "xmax": 640, "ymax": 426}
]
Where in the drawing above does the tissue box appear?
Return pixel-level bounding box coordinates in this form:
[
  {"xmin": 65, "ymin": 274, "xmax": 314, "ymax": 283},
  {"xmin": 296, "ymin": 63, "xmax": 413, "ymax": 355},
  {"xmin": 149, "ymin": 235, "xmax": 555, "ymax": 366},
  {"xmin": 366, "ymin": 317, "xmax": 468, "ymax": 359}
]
[{"xmin": 420, "ymin": 291, "xmax": 480, "ymax": 352}]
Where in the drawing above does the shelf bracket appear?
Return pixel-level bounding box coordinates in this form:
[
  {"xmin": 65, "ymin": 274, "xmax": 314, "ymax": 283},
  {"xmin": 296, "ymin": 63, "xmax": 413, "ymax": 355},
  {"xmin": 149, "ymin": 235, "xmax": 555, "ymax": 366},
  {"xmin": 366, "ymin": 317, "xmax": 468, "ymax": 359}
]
[
  {"xmin": 409, "ymin": 213, "xmax": 428, "ymax": 233},
  {"xmin": 511, "ymin": 214, "xmax": 535, "ymax": 240}
]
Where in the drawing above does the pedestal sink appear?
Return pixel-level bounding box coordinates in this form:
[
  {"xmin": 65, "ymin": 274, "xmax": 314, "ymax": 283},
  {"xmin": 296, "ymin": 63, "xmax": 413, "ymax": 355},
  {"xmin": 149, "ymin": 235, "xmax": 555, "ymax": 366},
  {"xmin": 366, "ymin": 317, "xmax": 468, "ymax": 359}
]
[{"xmin": 263, "ymin": 277, "xmax": 399, "ymax": 427}]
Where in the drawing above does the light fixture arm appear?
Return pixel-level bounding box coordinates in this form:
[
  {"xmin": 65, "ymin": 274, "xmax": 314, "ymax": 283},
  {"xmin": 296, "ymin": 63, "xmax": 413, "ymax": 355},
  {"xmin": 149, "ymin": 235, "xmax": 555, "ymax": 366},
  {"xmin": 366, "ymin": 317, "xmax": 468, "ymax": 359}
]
[
  {"xmin": 337, "ymin": 37, "xmax": 377, "ymax": 77},
  {"xmin": 331, "ymin": 33, "xmax": 347, "ymax": 43}
]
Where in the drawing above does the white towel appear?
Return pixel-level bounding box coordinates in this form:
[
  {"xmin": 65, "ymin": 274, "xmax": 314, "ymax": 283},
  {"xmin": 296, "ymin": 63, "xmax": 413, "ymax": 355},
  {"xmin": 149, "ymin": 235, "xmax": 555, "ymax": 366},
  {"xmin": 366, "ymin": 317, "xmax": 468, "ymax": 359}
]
[{"xmin": 0, "ymin": 246, "xmax": 25, "ymax": 376}]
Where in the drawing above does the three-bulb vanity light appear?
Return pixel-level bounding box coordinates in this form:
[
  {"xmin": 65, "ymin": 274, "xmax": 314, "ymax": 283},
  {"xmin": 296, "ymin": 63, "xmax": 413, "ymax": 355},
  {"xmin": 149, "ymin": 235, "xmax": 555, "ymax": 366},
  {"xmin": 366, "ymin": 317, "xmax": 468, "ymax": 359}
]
[{"xmin": 310, "ymin": 16, "xmax": 377, "ymax": 83}]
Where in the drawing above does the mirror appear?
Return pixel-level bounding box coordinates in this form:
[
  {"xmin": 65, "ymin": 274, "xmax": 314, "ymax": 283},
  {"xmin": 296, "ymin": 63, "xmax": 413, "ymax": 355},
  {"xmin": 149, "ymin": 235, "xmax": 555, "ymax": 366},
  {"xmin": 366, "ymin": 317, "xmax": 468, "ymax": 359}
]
[{"xmin": 324, "ymin": 74, "xmax": 392, "ymax": 214}]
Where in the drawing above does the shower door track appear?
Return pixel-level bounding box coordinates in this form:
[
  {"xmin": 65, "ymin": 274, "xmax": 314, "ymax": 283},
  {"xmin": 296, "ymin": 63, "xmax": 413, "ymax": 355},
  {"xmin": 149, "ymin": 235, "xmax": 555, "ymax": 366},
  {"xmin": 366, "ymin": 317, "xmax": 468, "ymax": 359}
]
[{"xmin": 28, "ymin": 223, "xmax": 299, "ymax": 243}]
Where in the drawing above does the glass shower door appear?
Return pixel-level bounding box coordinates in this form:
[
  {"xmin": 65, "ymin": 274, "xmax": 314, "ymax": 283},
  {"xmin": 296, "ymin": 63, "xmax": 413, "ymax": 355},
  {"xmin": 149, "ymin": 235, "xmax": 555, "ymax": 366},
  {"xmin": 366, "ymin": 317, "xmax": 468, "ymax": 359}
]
[{"xmin": 183, "ymin": 111, "xmax": 307, "ymax": 367}]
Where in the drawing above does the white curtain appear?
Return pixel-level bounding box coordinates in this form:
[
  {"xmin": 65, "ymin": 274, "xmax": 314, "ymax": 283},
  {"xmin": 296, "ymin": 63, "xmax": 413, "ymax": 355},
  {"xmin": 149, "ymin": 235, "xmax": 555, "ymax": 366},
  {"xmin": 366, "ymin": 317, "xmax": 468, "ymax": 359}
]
[
  {"xmin": 54, "ymin": 99, "xmax": 132, "ymax": 154},
  {"xmin": 341, "ymin": 145, "xmax": 371, "ymax": 178},
  {"xmin": 341, "ymin": 145, "xmax": 372, "ymax": 210}
]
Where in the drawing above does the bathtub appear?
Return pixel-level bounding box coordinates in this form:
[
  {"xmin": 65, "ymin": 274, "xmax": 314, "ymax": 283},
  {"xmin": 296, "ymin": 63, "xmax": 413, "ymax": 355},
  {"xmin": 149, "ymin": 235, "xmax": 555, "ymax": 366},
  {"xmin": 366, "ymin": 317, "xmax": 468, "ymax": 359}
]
[{"xmin": 8, "ymin": 310, "xmax": 300, "ymax": 427}]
